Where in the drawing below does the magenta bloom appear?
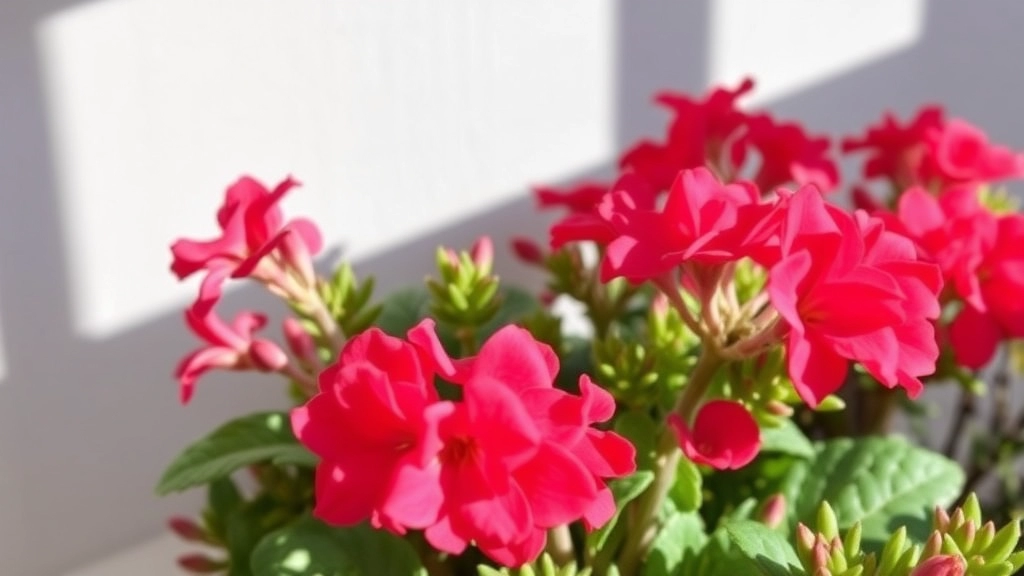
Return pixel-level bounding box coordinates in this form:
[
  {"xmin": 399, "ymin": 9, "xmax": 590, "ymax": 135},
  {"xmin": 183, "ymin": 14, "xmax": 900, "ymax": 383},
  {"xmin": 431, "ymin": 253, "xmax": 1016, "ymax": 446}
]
[
  {"xmin": 731, "ymin": 113, "xmax": 838, "ymax": 193},
  {"xmin": 668, "ymin": 400, "xmax": 761, "ymax": 470},
  {"xmin": 291, "ymin": 328, "xmax": 443, "ymax": 535},
  {"xmin": 544, "ymin": 174, "xmax": 658, "ymax": 250},
  {"xmin": 768, "ymin": 187, "xmax": 942, "ymax": 406},
  {"xmin": 948, "ymin": 214, "xmax": 1024, "ymax": 368},
  {"xmin": 175, "ymin": 305, "xmax": 285, "ymax": 404},
  {"xmin": 844, "ymin": 106, "xmax": 1024, "ymax": 190},
  {"xmin": 842, "ymin": 106, "xmax": 943, "ymax": 188},
  {"xmin": 170, "ymin": 176, "xmax": 322, "ymax": 313},
  {"xmin": 294, "ymin": 320, "xmax": 635, "ymax": 568},
  {"xmin": 620, "ymin": 78, "xmax": 755, "ymax": 190},
  {"xmin": 410, "ymin": 321, "xmax": 636, "ymax": 566},
  {"xmin": 599, "ymin": 167, "xmax": 779, "ymax": 284}
]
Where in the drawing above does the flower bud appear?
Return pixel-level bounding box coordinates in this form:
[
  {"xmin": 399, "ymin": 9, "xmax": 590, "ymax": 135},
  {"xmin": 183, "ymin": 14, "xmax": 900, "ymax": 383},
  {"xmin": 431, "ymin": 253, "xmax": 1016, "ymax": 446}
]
[
  {"xmin": 177, "ymin": 553, "xmax": 225, "ymax": 574},
  {"xmin": 470, "ymin": 236, "xmax": 494, "ymax": 275},
  {"xmin": 279, "ymin": 228, "xmax": 317, "ymax": 290},
  {"xmin": 511, "ymin": 237, "xmax": 545, "ymax": 266},
  {"xmin": 249, "ymin": 339, "xmax": 289, "ymax": 372},
  {"xmin": 765, "ymin": 400, "xmax": 794, "ymax": 417},
  {"xmin": 167, "ymin": 516, "xmax": 207, "ymax": 543},
  {"xmin": 283, "ymin": 317, "xmax": 318, "ymax": 365},
  {"xmin": 910, "ymin": 554, "xmax": 964, "ymax": 576},
  {"xmin": 760, "ymin": 493, "xmax": 786, "ymax": 529}
]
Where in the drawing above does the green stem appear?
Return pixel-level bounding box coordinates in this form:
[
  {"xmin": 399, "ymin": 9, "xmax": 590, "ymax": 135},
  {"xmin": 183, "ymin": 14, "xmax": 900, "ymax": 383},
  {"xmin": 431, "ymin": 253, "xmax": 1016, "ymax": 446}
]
[
  {"xmin": 306, "ymin": 290, "xmax": 347, "ymax": 352},
  {"xmin": 616, "ymin": 350, "xmax": 725, "ymax": 574},
  {"xmin": 546, "ymin": 524, "xmax": 575, "ymax": 567}
]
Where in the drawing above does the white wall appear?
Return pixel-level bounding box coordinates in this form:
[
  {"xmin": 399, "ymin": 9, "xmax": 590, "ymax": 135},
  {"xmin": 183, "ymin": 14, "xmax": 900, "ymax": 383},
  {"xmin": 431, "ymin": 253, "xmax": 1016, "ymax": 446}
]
[{"xmin": 2, "ymin": 1, "xmax": 1023, "ymax": 574}]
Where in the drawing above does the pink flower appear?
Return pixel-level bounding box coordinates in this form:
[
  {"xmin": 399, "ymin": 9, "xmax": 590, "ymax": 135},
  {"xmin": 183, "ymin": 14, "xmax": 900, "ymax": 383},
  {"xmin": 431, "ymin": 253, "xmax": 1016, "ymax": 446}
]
[
  {"xmin": 890, "ymin": 186, "xmax": 997, "ymax": 311},
  {"xmin": 948, "ymin": 214, "xmax": 1024, "ymax": 368},
  {"xmin": 547, "ymin": 173, "xmax": 658, "ymax": 249},
  {"xmin": 409, "ymin": 321, "xmax": 636, "ymax": 566},
  {"xmin": 668, "ymin": 400, "xmax": 760, "ymax": 470},
  {"xmin": 294, "ymin": 320, "xmax": 635, "ymax": 568},
  {"xmin": 842, "ymin": 106, "xmax": 943, "ymax": 188},
  {"xmin": 599, "ymin": 167, "xmax": 779, "ymax": 283},
  {"xmin": 170, "ymin": 176, "xmax": 322, "ymax": 314},
  {"xmin": 844, "ymin": 107, "xmax": 1024, "ymax": 191},
  {"xmin": 910, "ymin": 555, "xmax": 965, "ymax": 576},
  {"xmin": 768, "ymin": 187, "xmax": 942, "ymax": 406},
  {"xmin": 731, "ymin": 114, "xmax": 838, "ymax": 193},
  {"xmin": 174, "ymin": 305, "xmax": 285, "ymax": 404},
  {"xmin": 920, "ymin": 119, "xmax": 1024, "ymax": 185},
  {"xmin": 620, "ymin": 78, "xmax": 755, "ymax": 189},
  {"xmin": 290, "ymin": 328, "xmax": 443, "ymax": 535},
  {"xmin": 535, "ymin": 182, "xmax": 610, "ymax": 214}
]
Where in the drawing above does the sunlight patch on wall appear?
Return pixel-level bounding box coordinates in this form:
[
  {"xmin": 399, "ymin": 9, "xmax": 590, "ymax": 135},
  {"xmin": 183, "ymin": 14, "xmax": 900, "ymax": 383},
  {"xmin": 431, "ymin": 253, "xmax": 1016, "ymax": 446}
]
[
  {"xmin": 710, "ymin": 0, "xmax": 925, "ymax": 106},
  {"xmin": 38, "ymin": 0, "xmax": 615, "ymax": 339}
]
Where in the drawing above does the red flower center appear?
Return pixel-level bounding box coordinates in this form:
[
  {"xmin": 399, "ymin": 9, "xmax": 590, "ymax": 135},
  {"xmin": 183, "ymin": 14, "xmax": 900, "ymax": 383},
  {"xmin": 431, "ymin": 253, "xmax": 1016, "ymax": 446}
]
[{"xmin": 440, "ymin": 435, "xmax": 480, "ymax": 465}]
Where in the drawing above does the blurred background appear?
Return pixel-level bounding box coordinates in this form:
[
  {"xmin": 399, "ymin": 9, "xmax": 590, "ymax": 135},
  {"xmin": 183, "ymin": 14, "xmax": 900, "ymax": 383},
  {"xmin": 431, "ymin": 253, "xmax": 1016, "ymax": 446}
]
[{"xmin": 1, "ymin": 1, "xmax": 1022, "ymax": 574}]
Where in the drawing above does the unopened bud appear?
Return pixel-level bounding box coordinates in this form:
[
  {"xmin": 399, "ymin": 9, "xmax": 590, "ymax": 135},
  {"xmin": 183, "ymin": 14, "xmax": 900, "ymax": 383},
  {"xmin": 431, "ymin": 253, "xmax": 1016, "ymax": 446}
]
[
  {"xmin": 177, "ymin": 553, "xmax": 225, "ymax": 574},
  {"xmin": 283, "ymin": 318, "xmax": 318, "ymax": 365},
  {"xmin": 249, "ymin": 339, "xmax": 288, "ymax": 372},
  {"xmin": 760, "ymin": 494, "xmax": 787, "ymax": 529},
  {"xmin": 922, "ymin": 531, "xmax": 943, "ymax": 559},
  {"xmin": 511, "ymin": 237, "xmax": 545, "ymax": 266},
  {"xmin": 470, "ymin": 236, "xmax": 494, "ymax": 274},
  {"xmin": 934, "ymin": 506, "xmax": 951, "ymax": 532},
  {"xmin": 910, "ymin": 554, "xmax": 965, "ymax": 576},
  {"xmin": 167, "ymin": 516, "xmax": 207, "ymax": 543},
  {"xmin": 813, "ymin": 537, "xmax": 831, "ymax": 569},
  {"xmin": 279, "ymin": 228, "xmax": 317, "ymax": 290},
  {"xmin": 766, "ymin": 400, "xmax": 794, "ymax": 417}
]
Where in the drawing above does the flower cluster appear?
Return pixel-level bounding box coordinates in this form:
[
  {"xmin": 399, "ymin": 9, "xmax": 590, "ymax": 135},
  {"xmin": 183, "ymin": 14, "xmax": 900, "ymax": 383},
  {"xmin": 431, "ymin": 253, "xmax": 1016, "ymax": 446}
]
[
  {"xmin": 170, "ymin": 176, "xmax": 323, "ymax": 403},
  {"xmin": 161, "ymin": 77, "xmax": 1024, "ymax": 576},
  {"xmin": 292, "ymin": 320, "xmax": 635, "ymax": 566}
]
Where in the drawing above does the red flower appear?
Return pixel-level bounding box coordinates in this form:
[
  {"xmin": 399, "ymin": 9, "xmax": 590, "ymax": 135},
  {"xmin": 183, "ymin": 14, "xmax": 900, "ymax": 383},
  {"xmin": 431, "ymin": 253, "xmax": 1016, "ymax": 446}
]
[
  {"xmin": 948, "ymin": 214, "xmax": 1024, "ymax": 368},
  {"xmin": 890, "ymin": 186, "xmax": 997, "ymax": 311},
  {"xmin": 409, "ymin": 321, "xmax": 635, "ymax": 566},
  {"xmin": 919, "ymin": 119, "xmax": 1024, "ymax": 186},
  {"xmin": 668, "ymin": 400, "xmax": 761, "ymax": 470},
  {"xmin": 620, "ymin": 78, "xmax": 755, "ymax": 189},
  {"xmin": 170, "ymin": 175, "xmax": 322, "ymax": 314},
  {"xmin": 290, "ymin": 328, "xmax": 444, "ymax": 535},
  {"xmin": 295, "ymin": 320, "xmax": 635, "ymax": 568},
  {"xmin": 842, "ymin": 106, "xmax": 943, "ymax": 188},
  {"xmin": 547, "ymin": 173, "xmax": 658, "ymax": 249},
  {"xmin": 768, "ymin": 187, "xmax": 941, "ymax": 406},
  {"xmin": 174, "ymin": 304, "xmax": 286, "ymax": 404},
  {"xmin": 731, "ymin": 114, "xmax": 838, "ymax": 193},
  {"xmin": 844, "ymin": 107, "xmax": 1024, "ymax": 191},
  {"xmin": 599, "ymin": 167, "xmax": 779, "ymax": 283}
]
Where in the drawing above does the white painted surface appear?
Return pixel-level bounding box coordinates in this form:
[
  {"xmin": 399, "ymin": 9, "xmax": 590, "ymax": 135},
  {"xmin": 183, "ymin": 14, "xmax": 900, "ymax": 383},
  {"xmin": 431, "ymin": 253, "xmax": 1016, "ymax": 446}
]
[{"xmin": 2, "ymin": 1, "xmax": 1024, "ymax": 574}]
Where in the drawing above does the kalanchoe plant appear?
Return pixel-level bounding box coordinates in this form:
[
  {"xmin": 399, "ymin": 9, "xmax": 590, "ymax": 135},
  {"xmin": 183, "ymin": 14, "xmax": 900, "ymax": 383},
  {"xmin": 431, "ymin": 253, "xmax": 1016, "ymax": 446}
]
[{"xmin": 159, "ymin": 77, "xmax": 1024, "ymax": 575}]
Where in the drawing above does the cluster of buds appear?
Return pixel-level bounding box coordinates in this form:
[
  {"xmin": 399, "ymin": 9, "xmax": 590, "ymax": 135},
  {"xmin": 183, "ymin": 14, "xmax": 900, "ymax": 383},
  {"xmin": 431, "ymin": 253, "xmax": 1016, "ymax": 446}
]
[
  {"xmin": 428, "ymin": 236, "xmax": 499, "ymax": 332},
  {"xmin": 795, "ymin": 497, "xmax": 1024, "ymax": 576}
]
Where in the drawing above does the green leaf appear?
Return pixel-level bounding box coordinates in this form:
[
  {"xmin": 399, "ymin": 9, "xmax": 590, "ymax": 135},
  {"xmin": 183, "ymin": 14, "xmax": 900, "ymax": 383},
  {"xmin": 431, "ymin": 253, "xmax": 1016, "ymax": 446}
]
[
  {"xmin": 725, "ymin": 520, "xmax": 802, "ymax": 576},
  {"xmin": 588, "ymin": 471, "xmax": 655, "ymax": 551},
  {"xmin": 643, "ymin": 511, "xmax": 707, "ymax": 576},
  {"xmin": 157, "ymin": 412, "xmax": 316, "ymax": 495},
  {"xmin": 250, "ymin": 516, "xmax": 426, "ymax": 576},
  {"xmin": 784, "ymin": 437, "xmax": 964, "ymax": 549},
  {"xmin": 669, "ymin": 457, "xmax": 703, "ymax": 512},
  {"xmin": 759, "ymin": 419, "xmax": 815, "ymax": 459},
  {"xmin": 613, "ymin": 410, "xmax": 659, "ymax": 469}
]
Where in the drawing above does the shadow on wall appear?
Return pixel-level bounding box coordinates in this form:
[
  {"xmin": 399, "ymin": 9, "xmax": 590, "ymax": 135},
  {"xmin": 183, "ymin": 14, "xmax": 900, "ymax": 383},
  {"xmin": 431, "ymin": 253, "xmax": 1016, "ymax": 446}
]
[{"xmin": 0, "ymin": 0, "xmax": 1021, "ymax": 574}]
